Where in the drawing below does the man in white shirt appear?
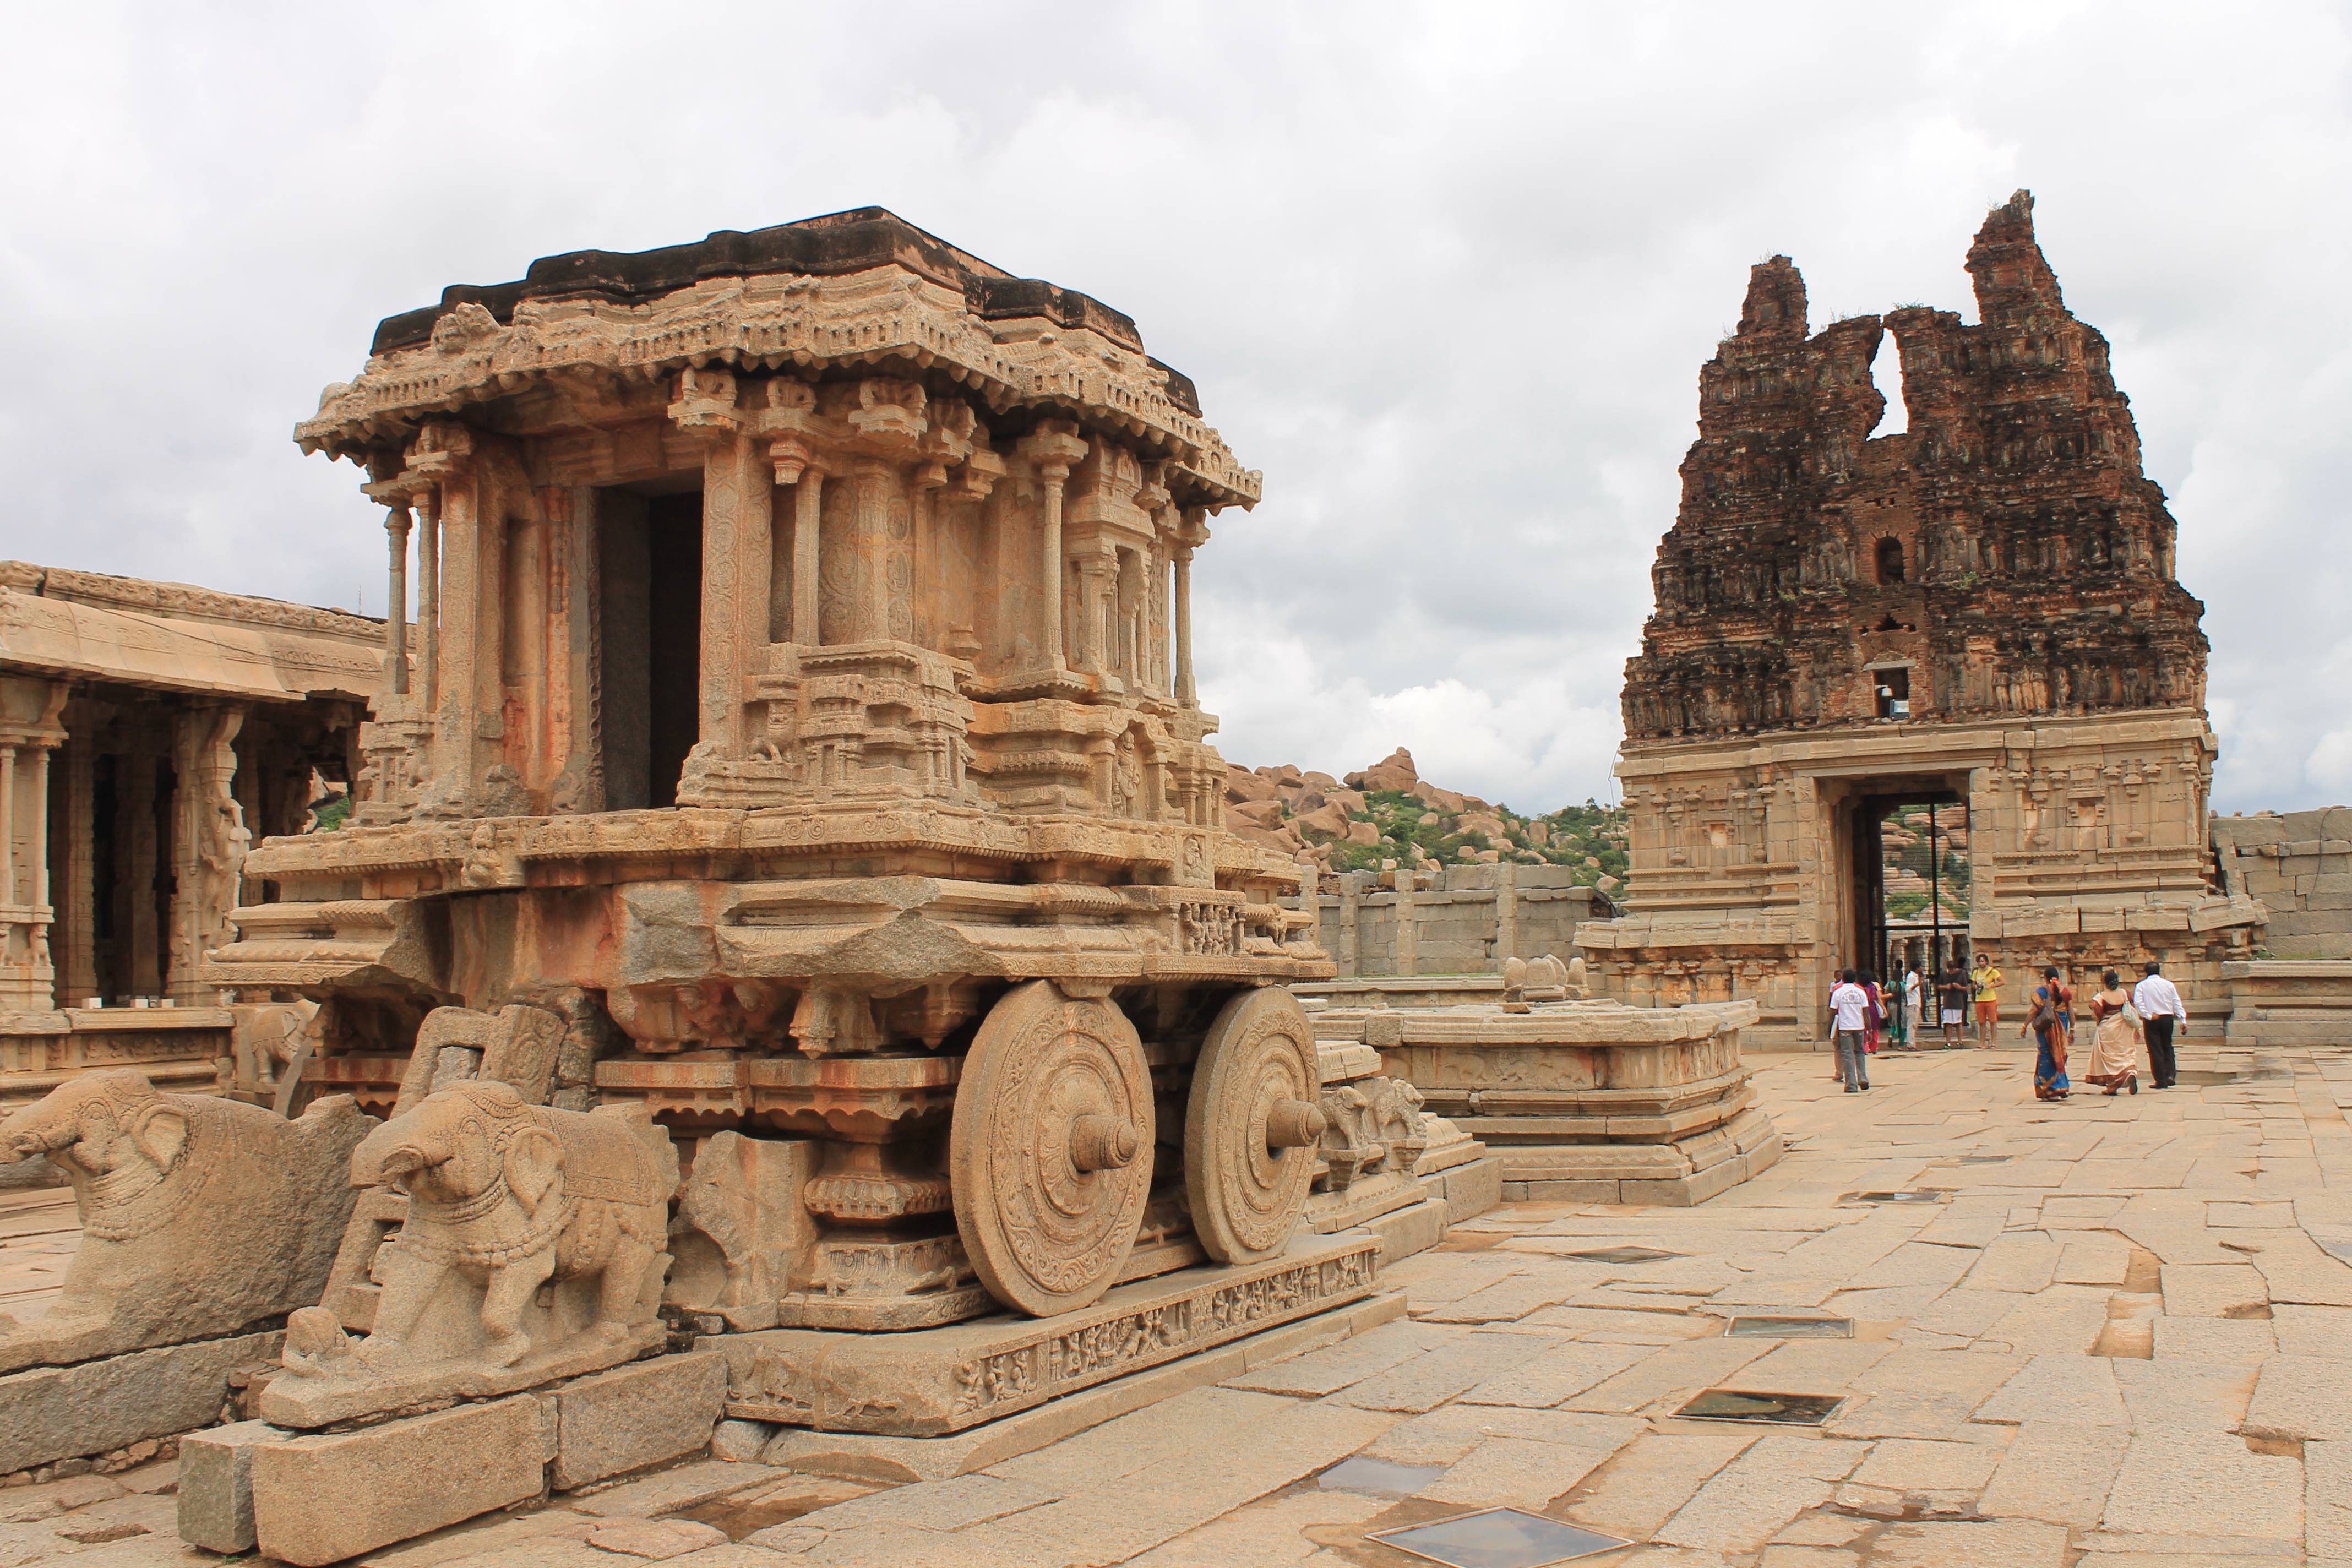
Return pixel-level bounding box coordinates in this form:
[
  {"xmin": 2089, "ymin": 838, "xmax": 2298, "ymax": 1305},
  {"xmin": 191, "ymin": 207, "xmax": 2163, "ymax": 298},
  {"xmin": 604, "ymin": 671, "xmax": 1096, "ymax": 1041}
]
[
  {"xmin": 2133, "ymin": 961, "xmax": 2187, "ymax": 1089},
  {"xmin": 1828, "ymin": 969, "xmax": 1871, "ymax": 1093}
]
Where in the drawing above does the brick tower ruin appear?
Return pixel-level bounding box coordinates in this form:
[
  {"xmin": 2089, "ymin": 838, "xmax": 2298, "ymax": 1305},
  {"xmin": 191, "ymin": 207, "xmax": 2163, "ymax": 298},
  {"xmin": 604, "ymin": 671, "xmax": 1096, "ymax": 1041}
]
[{"xmin": 1577, "ymin": 192, "xmax": 2263, "ymax": 1043}]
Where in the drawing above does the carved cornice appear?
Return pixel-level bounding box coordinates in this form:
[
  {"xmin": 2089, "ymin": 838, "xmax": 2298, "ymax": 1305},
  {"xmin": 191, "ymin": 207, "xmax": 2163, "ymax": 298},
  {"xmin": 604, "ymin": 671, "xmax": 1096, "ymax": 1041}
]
[
  {"xmin": 1, "ymin": 562, "xmax": 386, "ymax": 644},
  {"xmin": 299, "ymin": 221, "xmax": 1261, "ymax": 510}
]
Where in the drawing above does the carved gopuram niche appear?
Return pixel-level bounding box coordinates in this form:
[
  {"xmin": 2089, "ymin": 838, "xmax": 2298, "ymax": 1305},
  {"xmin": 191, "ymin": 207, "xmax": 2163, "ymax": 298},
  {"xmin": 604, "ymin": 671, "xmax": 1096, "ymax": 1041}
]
[
  {"xmin": 210, "ymin": 209, "xmax": 1342, "ymax": 1344},
  {"xmin": 1578, "ymin": 193, "xmax": 2263, "ymax": 1045}
]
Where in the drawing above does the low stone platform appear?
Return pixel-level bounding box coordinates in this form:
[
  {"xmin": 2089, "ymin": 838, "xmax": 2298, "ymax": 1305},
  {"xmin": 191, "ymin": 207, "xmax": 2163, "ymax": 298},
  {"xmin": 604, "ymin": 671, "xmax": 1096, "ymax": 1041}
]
[
  {"xmin": 1315, "ymin": 997, "xmax": 1783, "ymax": 1204},
  {"xmin": 704, "ymin": 1231, "xmax": 1381, "ymax": 1436},
  {"xmin": 2224, "ymin": 959, "xmax": 2352, "ymax": 1046}
]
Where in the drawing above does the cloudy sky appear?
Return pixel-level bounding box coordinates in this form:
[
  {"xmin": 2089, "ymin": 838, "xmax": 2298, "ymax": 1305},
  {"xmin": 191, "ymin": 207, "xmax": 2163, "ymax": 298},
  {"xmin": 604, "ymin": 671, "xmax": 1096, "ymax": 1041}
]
[{"xmin": 4, "ymin": 3, "xmax": 2345, "ymax": 814}]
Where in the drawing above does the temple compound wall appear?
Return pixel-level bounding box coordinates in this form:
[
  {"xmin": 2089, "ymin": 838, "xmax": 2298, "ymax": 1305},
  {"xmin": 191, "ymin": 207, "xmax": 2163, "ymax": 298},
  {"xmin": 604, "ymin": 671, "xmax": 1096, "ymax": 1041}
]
[
  {"xmin": 1575, "ymin": 192, "xmax": 2262, "ymax": 1047},
  {"xmin": 1292, "ymin": 863, "xmax": 1607, "ymax": 977},
  {"xmin": 2213, "ymin": 809, "xmax": 2352, "ymax": 959},
  {"xmin": 0, "ymin": 563, "xmax": 379, "ymax": 1110}
]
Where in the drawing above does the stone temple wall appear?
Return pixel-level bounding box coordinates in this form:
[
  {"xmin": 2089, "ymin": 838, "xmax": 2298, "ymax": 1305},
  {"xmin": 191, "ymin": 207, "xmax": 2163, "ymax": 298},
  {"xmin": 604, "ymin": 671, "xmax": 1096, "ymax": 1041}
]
[
  {"xmin": 2214, "ymin": 809, "xmax": 2352, "ymax": 959},
  {"xmin": 1291, "ymin": 863, "xmax": 1605, "ymax": 976}
]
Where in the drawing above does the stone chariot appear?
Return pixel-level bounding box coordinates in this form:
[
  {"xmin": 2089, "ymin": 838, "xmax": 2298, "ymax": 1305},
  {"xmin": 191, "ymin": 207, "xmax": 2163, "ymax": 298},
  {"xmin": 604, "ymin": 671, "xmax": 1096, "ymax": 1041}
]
[{"xmin": 209, "ymin": 210, "xmax": 1348, "ymax": 1354}]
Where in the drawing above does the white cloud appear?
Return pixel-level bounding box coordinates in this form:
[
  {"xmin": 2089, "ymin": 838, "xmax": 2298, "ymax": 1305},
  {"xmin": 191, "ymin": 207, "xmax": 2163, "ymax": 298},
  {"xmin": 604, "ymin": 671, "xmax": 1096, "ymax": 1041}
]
[{"xmin": 2, "ymin": 2, "xmax": 2345, "ymax": 811}]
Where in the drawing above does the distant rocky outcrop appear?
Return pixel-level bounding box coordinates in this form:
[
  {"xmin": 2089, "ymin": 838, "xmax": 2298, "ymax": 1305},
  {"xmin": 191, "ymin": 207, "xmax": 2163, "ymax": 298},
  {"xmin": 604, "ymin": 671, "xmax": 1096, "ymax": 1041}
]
[{"xmin": 1223, "ymin": 748, "xmax": 1630, "ymax": 889}]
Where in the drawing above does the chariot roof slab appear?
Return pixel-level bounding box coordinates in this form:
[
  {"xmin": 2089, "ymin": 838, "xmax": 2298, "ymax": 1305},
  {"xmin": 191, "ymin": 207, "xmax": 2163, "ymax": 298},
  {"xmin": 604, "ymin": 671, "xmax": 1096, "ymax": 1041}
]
[{"xmin": 297, "ymin": 206, "xmax": 1259, "ymax": 509}]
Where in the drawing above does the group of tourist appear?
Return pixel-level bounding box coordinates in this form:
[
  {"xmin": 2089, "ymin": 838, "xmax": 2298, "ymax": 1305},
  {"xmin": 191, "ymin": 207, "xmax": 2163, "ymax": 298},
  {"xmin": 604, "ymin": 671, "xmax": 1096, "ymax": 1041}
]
[
  {"xmin": 1828, "ymin": 956, "xmax": 2189, "ymax": 1101},
  {"xmin": 1822, "ymin": 955, "xmax": 2000, "ymax": 1088},
  {"xmin": 2019, "ymin": 960, "xmax": 2188, "ymax": 1100}
]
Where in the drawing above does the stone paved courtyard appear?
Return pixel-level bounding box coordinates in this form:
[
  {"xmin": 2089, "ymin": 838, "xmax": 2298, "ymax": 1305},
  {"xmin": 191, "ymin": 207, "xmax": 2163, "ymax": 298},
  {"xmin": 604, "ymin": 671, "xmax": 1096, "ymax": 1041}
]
[{"xmin": 9, "ymin": 1037, "xmax": 2352, "ymax": 1567}]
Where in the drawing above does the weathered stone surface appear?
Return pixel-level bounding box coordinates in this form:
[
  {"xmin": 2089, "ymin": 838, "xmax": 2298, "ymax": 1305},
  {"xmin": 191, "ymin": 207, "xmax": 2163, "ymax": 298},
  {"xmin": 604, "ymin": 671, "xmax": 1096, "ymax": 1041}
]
[
  {"xmin": 0, "ymin": 1328, "xmax": 280, "ymax": 1477},
  {"xmin": 1977, "ymin": 1420, "xmax": 2127, "ymax": 1528},
  {"xmin": 2103, "ymin": 1428, "xmax": 2304, "ymax": 1543},
  {"xmin": 248, "ymin": 1396, "xmax": 549, "ymax": 1566},
  {"xmin": 552, "ymin": 1352, "xmax": 728, "ymax": 1490},
  {"xmin": 0, "ymin": 1074, "xmax": 371, "ymax": 1373},
  {"xmin": 2244, "ymin": 1353, "xmax": 2352, "ymax": 1440}
]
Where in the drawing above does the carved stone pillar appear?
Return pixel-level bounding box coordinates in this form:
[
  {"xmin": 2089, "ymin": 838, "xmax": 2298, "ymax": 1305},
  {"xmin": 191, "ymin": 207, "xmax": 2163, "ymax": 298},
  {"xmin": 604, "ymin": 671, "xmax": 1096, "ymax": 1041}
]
[
  {"xmin": 0, "ymin": 677, "xmax": 67, "ymax": 1012},
  {"xmin": 1074, "ymin": 548, "xmax": 1117, "ymax": 678},
  {"xmin": 1172, "ymin": 547, "xmax": 1197, "ymax": 705},
  {"xmin": 383, "ymin": 505, "xmax": 412, "ymax": 695},
  {"xmin": 851, "ymin": 459, "xmax": 895, "ymax": 645},
  {"xmin": 166, "ymin": 704, "xmax": 245, "ymax": 1005},
  {"xmin": 1496, "ymin": 859, "xmax": 1518, "ymax": 968},
  {"xmin": 428, "ymin": 454, "xmax": 483, "ymax": 814},
  {"xmin": 788, "ymin": 466, "xmax": 826, "ymax": 646},
  {"xmin": 120, "ymin": 733, "xmax": 160, "ymax": 997},
  {"xmin": 59, "ymin": 718, "xmax": 96, "ymax": 1003},
  {"xmin": 1019, "ymin": 426, "xmax": 1088, "ymax": 676},
  {"xmin": 672, "ymin": 367, "xmax": 751, "ymax": 764},
  {"xmin": 1173, "ymin": 508, "xmax": 1210, "ymax": 706},
  {"xmin": 415, "ymin": 484, "xmax": 440, "ymax": 705},
  {"xmin": 912, "ymin": 469, "xmax": 946, "ymax": 648}
]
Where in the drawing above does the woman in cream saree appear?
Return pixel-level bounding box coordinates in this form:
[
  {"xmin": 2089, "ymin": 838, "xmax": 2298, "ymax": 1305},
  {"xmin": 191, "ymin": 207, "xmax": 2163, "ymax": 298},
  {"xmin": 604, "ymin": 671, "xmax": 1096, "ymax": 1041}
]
[{"xmin": 2081, "ymin": 968, "xmax": 2142, "ymax": 1096}]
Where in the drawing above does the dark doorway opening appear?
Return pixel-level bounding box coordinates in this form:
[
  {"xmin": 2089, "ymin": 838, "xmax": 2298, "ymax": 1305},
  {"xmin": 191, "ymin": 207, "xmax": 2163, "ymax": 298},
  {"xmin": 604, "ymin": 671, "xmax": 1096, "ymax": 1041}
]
[
  {"xmin": 597, "ymin": 488, "xmax": 703, "ymax": 809},
  {"xmin": 1848, "ymin": 790, "xmax": 1970, "ymax": 1009},
  {"xmin": 1874, "ymin": 666, "xmax": 1910, "ymax": 718}
]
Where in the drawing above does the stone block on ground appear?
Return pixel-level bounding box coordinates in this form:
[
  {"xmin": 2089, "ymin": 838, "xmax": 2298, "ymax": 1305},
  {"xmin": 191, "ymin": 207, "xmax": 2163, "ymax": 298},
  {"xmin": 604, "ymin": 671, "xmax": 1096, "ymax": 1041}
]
[
  {"xmin": 552, "ymin": 1351, "xmax": 728, "ymax": 1489},
  {"xmin": 1360, "ymin": 1196, "xmax": 1449, "ymax": 1262},
  {"xmin": 249, "ymin": 1395, "xmax": 549, "ymax": 1566},
  {"xmin": 0, "ymin": 1328, "xmax": 281, "ymax": 1477},
  {"xmin": 176, "ymin": 1419, "xmax": 279, "ymax": 1553}
]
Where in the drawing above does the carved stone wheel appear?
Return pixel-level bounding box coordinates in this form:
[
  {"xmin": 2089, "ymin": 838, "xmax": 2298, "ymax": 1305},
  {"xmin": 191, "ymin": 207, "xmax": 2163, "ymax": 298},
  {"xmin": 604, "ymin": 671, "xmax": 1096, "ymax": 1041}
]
[
  {"xmin": 949, "ymin": 981, "xmax": 1156, "ymax": 1316},
  {"xmin": 1185, "ymin": 987, "xmax": 1325, "ymax": 1265}
]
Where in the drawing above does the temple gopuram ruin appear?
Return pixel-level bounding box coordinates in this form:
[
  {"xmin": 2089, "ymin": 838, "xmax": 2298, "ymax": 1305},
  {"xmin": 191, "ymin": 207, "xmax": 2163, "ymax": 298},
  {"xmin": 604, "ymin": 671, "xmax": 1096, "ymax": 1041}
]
[{"xmin": 1575, "ymin": 192, "xmax": 2263, "ymax": 1044}]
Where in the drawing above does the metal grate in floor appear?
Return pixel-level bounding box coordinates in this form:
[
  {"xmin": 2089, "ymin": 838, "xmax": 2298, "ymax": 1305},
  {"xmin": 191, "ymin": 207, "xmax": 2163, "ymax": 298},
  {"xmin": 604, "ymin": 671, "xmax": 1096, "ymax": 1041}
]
[
  {"xmin": 1368, "ymin": 1507, "xmax": 1634, "ymax": 1566},
  {"xmin": 1673, "ymin": 1388, "xmax": 1845, "ymax": 1425},
  {"xmin": 1724, "ymin": 1315, "xmax": 1853, "ymax": 1339}
]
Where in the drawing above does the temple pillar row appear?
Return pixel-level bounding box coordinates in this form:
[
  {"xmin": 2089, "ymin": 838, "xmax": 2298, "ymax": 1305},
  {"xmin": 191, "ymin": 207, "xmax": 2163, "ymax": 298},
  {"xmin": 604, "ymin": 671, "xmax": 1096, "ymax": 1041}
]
[
  {"xmin": 165, "ymin": 704, "xmax": 246, "ymax": 1006},
  {"xmin": 0, "ymin": 678, "xmax": 67, "ymax": 1011}
]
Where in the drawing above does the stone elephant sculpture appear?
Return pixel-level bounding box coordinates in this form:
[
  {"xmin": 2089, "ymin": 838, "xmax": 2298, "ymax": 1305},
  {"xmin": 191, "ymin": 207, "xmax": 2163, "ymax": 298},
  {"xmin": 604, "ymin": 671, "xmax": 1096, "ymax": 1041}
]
[
  {"xmin": 295, "ymin": 1079, "xmax": 675, "ymax": 1373},
  {"xmin": 0, "ymin": 1069, "xmax": 373, "ymax": 1374}
]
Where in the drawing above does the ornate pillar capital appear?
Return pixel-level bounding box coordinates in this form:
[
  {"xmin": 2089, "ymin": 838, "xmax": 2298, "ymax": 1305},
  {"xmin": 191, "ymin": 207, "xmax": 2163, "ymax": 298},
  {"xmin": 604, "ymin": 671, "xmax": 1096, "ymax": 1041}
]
[{"xmin": 668, "ymin": 365, "xmax": 744, "ymax": 440}]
